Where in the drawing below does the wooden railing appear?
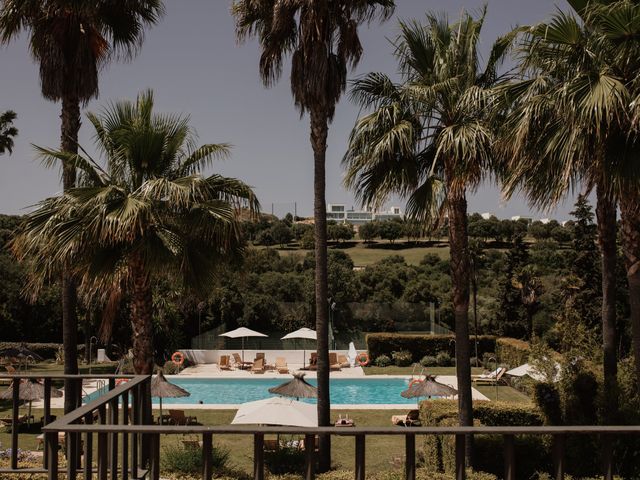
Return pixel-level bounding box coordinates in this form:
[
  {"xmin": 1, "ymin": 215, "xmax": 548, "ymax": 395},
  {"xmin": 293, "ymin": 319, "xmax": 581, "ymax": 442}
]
[{"xmin": 2, "ymin": 373, "xmax": 640, "ymax": 480}]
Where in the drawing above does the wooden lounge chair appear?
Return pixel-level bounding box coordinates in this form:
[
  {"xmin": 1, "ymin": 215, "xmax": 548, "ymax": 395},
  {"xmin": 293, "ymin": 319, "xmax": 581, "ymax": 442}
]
[
  {"xmin": 251, "ymin": 358, "xmax": 265, "ymax": 374},
  {"xmin": 329, "ymin": 353, "xmax": 342, "ymax": 371},
  {"xmin": 275, "ymin": 357, "xmax": 289, "ymax": 374},
  {"xmin": 219, "ymin": 355, "xmax": 232, "ymax": 371},
  {"xmin": 337, "ymin": 354, "xmax": 350, "ymax": 368},
  {"xmin": 232, "ymin": 353, "xmax": 252, "ymax": 370},
  {"xmin": 255, "ymin": 352, "xmax": 265, "ymax": 361},
  {"xmin": 0, "ymin": 414, "xmax": 31, "ymax": 428},
  {"xmin": 5, "ymin": 365, "xmax": 17, "ymax": 374},
  {"xmin": 391, "ymin": 409, "xmax": 421, "ymax": 427},
  {"xmin": 168, "ymin": 409, "xmax": 198, "ymax": 425},
  {"xmin": 472, "ymin": 367, "xmax": 506, "ymax": 385},
  {"xmin": 307, "ymin": 352, "xmax": 318, "ymax": 371}
]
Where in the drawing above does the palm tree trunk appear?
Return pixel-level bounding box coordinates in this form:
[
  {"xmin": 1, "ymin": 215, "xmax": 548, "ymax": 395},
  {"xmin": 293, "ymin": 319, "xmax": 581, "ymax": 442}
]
[
  {"xmin": 310, "ymin": 107, "xmax": 331, "ymax": 472},
  {"xmin": 447, "ymin": 185, "xmax": 474, "ymax": 465},
  {"xmin": 619, "ymin": 192, "xmax": 640, "ymax": 397},
  {"xmin": 130, "ymin": 255, "xmax": 155, "ymax": 375},
  {"xmin": 596, "ymin": 185, "xmax": 618, "ymax": 421},
  {"xmin": 61, "ymin": 95, "xmax": 80, "ymax": 414}
]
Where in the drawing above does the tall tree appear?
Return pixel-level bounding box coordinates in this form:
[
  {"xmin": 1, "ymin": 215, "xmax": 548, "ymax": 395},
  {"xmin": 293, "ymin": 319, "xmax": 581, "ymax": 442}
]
[
  {"xmin": 12, "ymin": 90, "xmax": 259, "ymax": 374},
  {"xmin": 0, "ymin": 0, "xmax": 164, "ymax": 412},
  {"xmin": 500, "ymin": 3, "xmax": 640, "ymax": 413},
  {"xmin": 231, "ymin": 0, "xmax": 395, "ymax": 470},
  {"xmin": 496, "ymin": 235, "xmax": 529, "ymax": 339},
  {"xmin": 343, "ymin": 10, "xmax": 513, "ymax": 463},
  {"xmin": 0, "ymin": 110, "xmax": 17, "ymax": 154}
]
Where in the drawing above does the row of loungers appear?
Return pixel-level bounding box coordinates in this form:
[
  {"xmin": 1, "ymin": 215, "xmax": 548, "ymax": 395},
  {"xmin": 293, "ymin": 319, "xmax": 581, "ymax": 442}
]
[
  {"xmin": 304, "ymin": 352, "xmax": 350, "ymax": 371},
  {"xmin": 219, "ymin": 353, "xmax": 290, "ymax": 374}
]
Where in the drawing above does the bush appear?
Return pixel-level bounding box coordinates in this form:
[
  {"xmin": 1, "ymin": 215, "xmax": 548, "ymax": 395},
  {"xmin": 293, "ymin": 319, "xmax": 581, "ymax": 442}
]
[
  {"xmin": 366, "ymin": 334, "xmax": 498, "ymax": 364},
  {"xmin": 495, "ymin": 337, "xmax": 530, "ymax": 368},
  {"xmin": 374, "ymin": 354, "xmax": 392, "ymax": 368},
  {"xmin": 435, "ymin": 351, "xmax": 452, "ymax": 367},
  {"xmin": 419, "ymin": 400, "xmax": 546, "ymax": 478},
  {"xmin": 420, "ymin": 355, "xmax": 438, "ymax": 367},
  {"xmin": 264, "ymin": 446, "xmax": 306, "ymax": 474},
  {"xmin": 391, "ymin": 350, "xmax": 413, "ymax": 367},
  {"xmin": 0, "ymin": 342, "xmax": 79, "ymax": 360},
  {"xmin": 161, "ymin": 442, "xmax": 229, "ymax": 474}
]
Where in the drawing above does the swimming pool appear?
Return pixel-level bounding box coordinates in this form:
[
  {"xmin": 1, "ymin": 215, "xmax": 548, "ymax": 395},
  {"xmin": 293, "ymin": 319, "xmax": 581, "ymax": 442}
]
[{"xmin": 87, "ymin": 377, "xmax": 427, "ymax": 405}]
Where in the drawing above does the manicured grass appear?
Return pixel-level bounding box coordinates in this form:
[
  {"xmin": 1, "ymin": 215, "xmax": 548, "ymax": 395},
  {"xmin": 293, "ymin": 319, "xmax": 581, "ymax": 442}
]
[
  {"xmin": 475, "ymin": 385, "xmax": 531, "ymax": 403},
  {"xmin": 12, "ymin": 360, "xmax": 118, "ymax": 375},
  {"xmin": 274, "ymin": 240, "xmax": 450, "ymax": 266},
  {"xmin": 363, "ymin": 366, "xmax": 484, "ymax": 376}
]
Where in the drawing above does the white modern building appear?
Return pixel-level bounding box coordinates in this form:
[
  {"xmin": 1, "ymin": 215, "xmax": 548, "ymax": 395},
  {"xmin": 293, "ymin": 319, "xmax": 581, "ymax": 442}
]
[{"xmin": 327, "ymin": 204, "xmax": 403, "ymax": 225}]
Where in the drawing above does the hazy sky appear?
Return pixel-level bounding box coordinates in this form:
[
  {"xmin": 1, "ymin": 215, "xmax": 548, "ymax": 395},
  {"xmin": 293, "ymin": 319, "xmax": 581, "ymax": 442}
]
[{"xmin": 0, "ymin": 0, "xmax": 580, "ymax": 220}]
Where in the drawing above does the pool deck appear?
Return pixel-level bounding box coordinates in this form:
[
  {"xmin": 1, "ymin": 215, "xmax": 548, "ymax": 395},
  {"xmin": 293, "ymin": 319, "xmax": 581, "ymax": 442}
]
[{"xmin": 37, "ymin": 364, "xmax": 489, "ymax": 409}]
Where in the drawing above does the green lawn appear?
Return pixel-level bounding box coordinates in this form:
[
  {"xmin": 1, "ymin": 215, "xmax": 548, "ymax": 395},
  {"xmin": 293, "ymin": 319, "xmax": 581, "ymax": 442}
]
[
  {"xmin": 273, "ymin": 240, "xmax": 450, "ymax": 266},
  {"xmin": 363, "ymin": 366, "xmax": 483, "ymax": 376}
]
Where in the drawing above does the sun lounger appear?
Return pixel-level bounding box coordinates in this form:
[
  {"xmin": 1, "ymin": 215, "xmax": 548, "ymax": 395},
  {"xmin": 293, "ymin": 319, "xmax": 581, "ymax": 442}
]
[
  {"xmin": 337, "ymin": 354, "xmax": 350, "ymax": 368},
  {"xmin": 308, "ymin": 352, "xmax": 318, "ymax": 370},
  {"xmin": 329, "ymin": 353, "xmax": 342, "ymax": 371},
  {"xmin": 275, "ymin": 357, "xmax": 289, "ymax": 374},
  {"xmin": 255, "ymin": 352, "xmax": 265, "ymax": 361},
  {"xmin": 4, "ymin": 365, "xmax": 17, "ymax": 374},
  {"xmin": 472, "ymin": 367, "xmax": 506, "ymax": 385},
  {"xmin": 219, "ymin": 355, "xmax": 232, "ymax": 371},
  {"xmin": 232, "ymin": 353, "xmax": 252, "ymax": 370},
  {"xmin": 391, "ymin": 409, "xmax": 421, "ymax": 427},
  {"xmin": 0, "ymin": 414, "xmax": 32, "ymax": 428},
  {"xmin": 251, "ymin": 358, "xmax": 265, "ymax": 374},
  {"xmin": 168, "ymin": 409, "xmax": 198, "ymax": 425}
]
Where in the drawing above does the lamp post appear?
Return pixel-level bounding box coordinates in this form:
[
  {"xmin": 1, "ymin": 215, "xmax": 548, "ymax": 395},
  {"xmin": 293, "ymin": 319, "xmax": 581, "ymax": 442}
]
[
  {"xmin": 487, "ymin": 355, "xmax": 498, "ymax": 401},
  {"xmin": 328, "ymin": 298, "xmax": 337, "ymax": 350},
  {"xmin": 89, "ymin": 336, "xmax": 98, "ymax": 374}
]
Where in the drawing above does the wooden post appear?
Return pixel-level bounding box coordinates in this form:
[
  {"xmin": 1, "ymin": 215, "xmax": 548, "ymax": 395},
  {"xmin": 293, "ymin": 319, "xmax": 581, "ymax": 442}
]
[
  {"xmin": 46, "ymin": 431, "xmax": 59, "ymax": 480},
  {"xmin": 253, "ymin": 433, "xmax": 264, "ymax": 480},
  {"xmin": 602, "ymin": 434, "xmax": 613, "ymax": 480},
  {"xmin": 43, "ymin": 378, "xmax": 52, "ymax": 468},
  {"xmin": 405, "ymin": 433, "xmax": 416, "ymax": 480},
  {"xmin": 504, "ymin": 434, "xmax": 515, "ymax": 480},
  {"xmin": 355, "ymin": 434, "xmax": 365, "ymax": 480},
  {"xmin": 131, "ymin": 385, "xmax": 139, "ymax": 477},
  {"xmin": 84, "ymin": 412, "xmax": 93, "ymax": 480},
  {"xmin": 11, "ymin": 376, "xmax": 19, "ymax": 470},
  {"xmin": 150, "ymin": 433, "xmax": 160, "ymax": 480},
  {"xmin": 109, "ymin": 382, "xmax": 119, "ymax": 480},
  {"xmin": 98, "ymin": 431, "xmax": 109, "ymax": 480},
  {"xmin": 553, "ymin": 434, "xmax": 565, "ymax": 480},
  {"xmin": 122, "ymin": 392, "xmax": 129, "ymax": 480},
  {"xmin": 455, "ymin": 434, "xmax": 465, "ymax": 480},
  {"xmin": 203, "ymin": 433, "xmax": 213, "ymax": 480},
  {"xmin": 304, "ymin": 434, "xmax": 315, "ymax": 480}
]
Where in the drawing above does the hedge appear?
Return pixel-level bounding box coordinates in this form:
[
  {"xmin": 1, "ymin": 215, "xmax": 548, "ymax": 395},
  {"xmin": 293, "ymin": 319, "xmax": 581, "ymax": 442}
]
[
  {"xmin": 419, "ymin": 400, "xmax": 548, "ymax": 478},
  {"xmin": 366, "ymin": 334, "xmax": 497, "ymax": 364},
  {"xmin": 495, "ymin": 337, "xmax": 530, "ymax": 368}
]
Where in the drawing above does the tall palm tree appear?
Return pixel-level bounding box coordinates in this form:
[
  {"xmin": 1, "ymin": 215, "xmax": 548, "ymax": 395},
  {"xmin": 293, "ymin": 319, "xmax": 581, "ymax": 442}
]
[
  {"xmin": 12, "ymin": 90, "xmax": 260, "ymax": 374},
  {"xmin": 0, "ymin": 110, "xmax": 18, "ymax": 155},
  {"xmin": 231, "ymin": 0, "xmax": 394, "ymax": 470},
  {"xmin": 0, "ymin": 0, "xmax": 164, "ymax": 411},
  {"xmin": 500, "ymin": 3, "xmax": 640, "ymax": 409},
  {"xmin": 343, "ymin": 10, "xmax": 513, "ymax": 463}
]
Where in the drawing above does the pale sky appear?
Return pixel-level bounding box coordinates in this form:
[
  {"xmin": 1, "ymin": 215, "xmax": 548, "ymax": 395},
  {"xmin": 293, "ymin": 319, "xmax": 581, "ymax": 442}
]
[{"xmin": 0, "ymin": 0, "xmax": 580, "ymax": 221}]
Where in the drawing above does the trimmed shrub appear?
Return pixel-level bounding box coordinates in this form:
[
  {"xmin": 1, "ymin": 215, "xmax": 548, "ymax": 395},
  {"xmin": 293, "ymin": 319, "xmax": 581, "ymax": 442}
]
[
  {"xmin": 161, "ymin": 442, "xmax": 229, "ymax": 474},
  {"xmin": 419, "ymin": 400, "xmax": 547, "ymax": 478},
  {"xmin": 0, "ymin": 342, "xmax": 79, "ymax": 360},
  {"xmin": 495, "ymin": 338, "xmax": 530, "ymax": 368},
  {"xmin": 264, "ymin": 446, "xmax": 306, "ymax": 474},
  {"xmin": 435, "ymin": 351, "xmax": 452, "ymax": 367},
  {"xmin": 391, "ymin": 350, "xmax": 413, "ymax": 366},
  {"xmin": 374, "ymin": 354, "xmax": 392, "ymax": 368},
  {"xmin": 366, "ymin": 334, "xmax": 498, "ymax": 363},
  {"xmin": 420, "ymin": 355, "xmax": 438, "ymax": 367}
]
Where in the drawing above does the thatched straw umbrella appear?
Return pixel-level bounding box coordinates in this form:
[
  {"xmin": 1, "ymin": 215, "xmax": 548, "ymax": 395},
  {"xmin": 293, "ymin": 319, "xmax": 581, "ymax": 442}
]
[
  {"xmin": 401, "ymin": 376, "xmax": 458, "ymax": 400},
  {"xmin": 0, "ymin": 379, "xmax": 62, "ymax": 423},
  {"xmin": 151, "ymin": 370, "xmax": 190, "ymax": 423},
  {"xmin": 268, "ymin": 373, "xmax": 317, "ymax": 400}
]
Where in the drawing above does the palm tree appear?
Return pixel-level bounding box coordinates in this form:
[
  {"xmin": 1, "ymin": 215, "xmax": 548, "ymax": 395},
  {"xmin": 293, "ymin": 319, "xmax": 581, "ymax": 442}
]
[
  {"xmin": 343, "ymin": 10, "xmax": 513, "ymax": 463},
  {"xmin": 0, "ymin": 110, "xmax": 18, "ymax": 154},
  {"xmin": 231, "ymin": 0, "xmax": 394, "ymax": 470},
  {"xmin": 12, "ymin": 90, "xmax": 260, "ymax": 374},
  {"xmin": 499, "ymin": 3, "xmax": 640, "ymax": 409},
  {"xmin": 0, "ymin": 0, "xmax": 164, "ymax": 411}
]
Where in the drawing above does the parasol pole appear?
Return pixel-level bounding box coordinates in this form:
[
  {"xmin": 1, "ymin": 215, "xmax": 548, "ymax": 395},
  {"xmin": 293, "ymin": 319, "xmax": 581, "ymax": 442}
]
[
  {"xmin": 159, "ymin": 397, "xmax": 163, "ymax": 425},
  {"xmin": 242, "ymin": 337, "xmax": 245, "ymax": 365}
]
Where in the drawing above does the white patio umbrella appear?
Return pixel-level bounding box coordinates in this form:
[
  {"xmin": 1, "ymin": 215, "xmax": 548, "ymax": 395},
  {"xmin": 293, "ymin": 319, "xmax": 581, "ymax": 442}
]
[
  {"xmin": 506, "ymin": 362, "xmax": 561, "ymax": 382},
  {"xmin": 231, "ymin": 397, "xmax": 317, "ymax": 427},
  {"xmin": 219, "ymin": 327, "xmax": 268, "ymax": 364},
  {"xmin": 281, "ymin": 328, "xmax": 316, "ymax": 368}
]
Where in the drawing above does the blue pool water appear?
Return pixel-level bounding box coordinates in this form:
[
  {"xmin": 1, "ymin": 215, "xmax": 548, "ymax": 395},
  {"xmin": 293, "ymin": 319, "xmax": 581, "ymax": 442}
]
[{"xmin": 88, "ymin": 378, "xmax": 424, "ymax": 405}]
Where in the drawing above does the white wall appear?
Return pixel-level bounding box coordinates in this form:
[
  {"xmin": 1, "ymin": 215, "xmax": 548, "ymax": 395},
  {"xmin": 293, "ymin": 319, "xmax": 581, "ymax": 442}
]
[{"xmin": 179, "ymin": 349, "xmax": 352, "ymax": 365}]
